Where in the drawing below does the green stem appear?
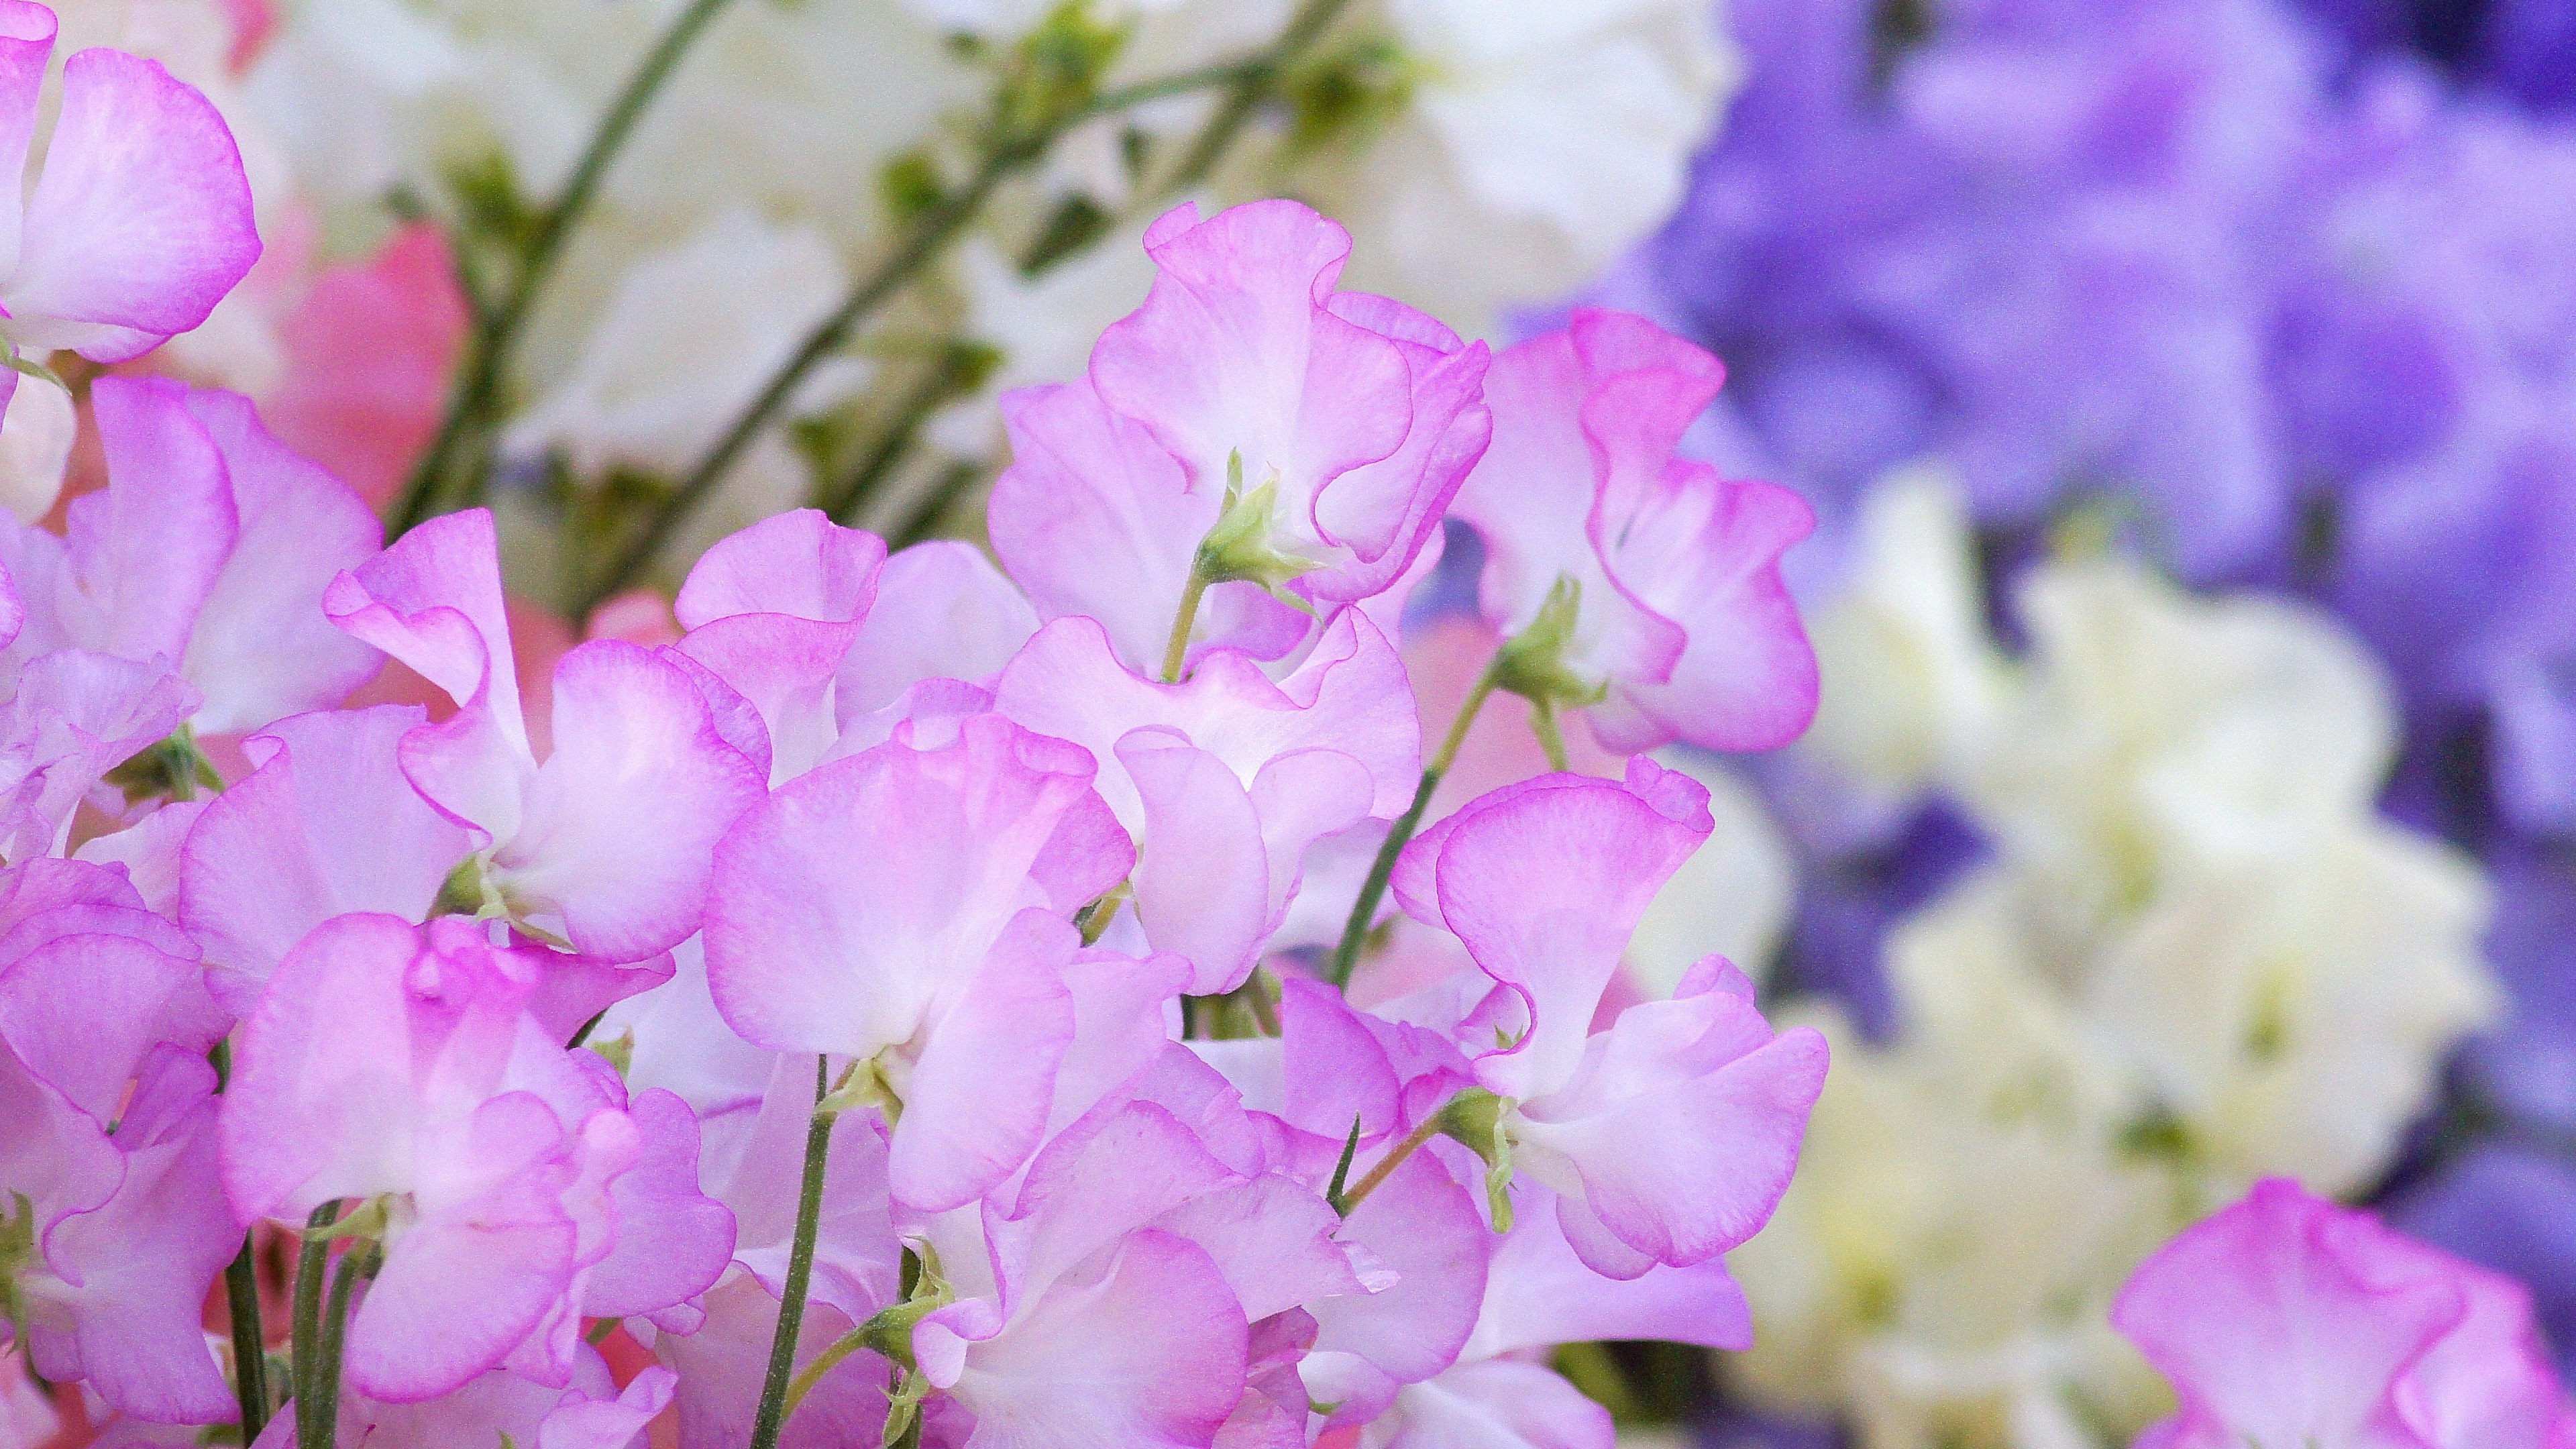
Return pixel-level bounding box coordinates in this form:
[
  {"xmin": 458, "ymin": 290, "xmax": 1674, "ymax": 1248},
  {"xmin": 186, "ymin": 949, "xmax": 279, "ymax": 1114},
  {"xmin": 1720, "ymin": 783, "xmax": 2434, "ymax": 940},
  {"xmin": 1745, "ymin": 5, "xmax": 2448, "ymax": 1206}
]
[
  {"xmin": 310, "ymin": 1243, "xmax": 377, "ymax": 1448},
  {"xmin": 1332, "ymin": 1111, "xmax": 1443, "ymax": 1215},
  {"xmin": 816, "ymin": 352, "xmax": 979, "ymax": 526},
  {"xmin": 1326, "ymin": 657, "xmax": 1501, "ymax": 989},
  {"xmin": 390, "ymin": 0, "xmax": 745, "ymax": 537},
  {"xmin": 1155, "ymin": 0, "xmax": 1357, "ymax": 195},
  {"xmin": 748, "ymin": 1058, "xmax": 839, "ymax": 1449},
  {"xmin": 224, "ymin": 1234, "xmax": 269, "ymax": 1443},
  {"xmin": 780, "ymin": 1324, "xmax": 870, "ymax": 1420},
  {"xmin": 1160, "ymin": 562, "xmax": 1213, "ymax": 684},
  {"xmin": 290, "ymin": 1203, "xmax": 339, "ymax": 1449},
  {"xmin": 1529, "ymin": 696, "xmax": 1570, "ymax": 772}
]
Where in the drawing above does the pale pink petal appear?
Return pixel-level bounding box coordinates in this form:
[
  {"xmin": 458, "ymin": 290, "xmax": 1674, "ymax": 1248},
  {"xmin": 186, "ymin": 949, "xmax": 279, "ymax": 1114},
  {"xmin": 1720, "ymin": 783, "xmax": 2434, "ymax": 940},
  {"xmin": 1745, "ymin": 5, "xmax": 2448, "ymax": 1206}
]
[
  {"xmin": 888, "ymin": 909, "xmax": 1079, "ymax": 1212},
  {"xmin": 178, "ymin": 706, "xmax": 474, "ymax": 1010},
  {"xmin": 582, "ymin": 1087, "xmax": 734, "ymax": 1320},
  {"xmin": 1378, "ymin": 1359, "xmax": 1612, "ymax": 1449},
  {"xmin": 1304, "ymin": 1149, "xmax": 1488, "ymax": 1425},
  {"xmin": 2112, "ymin": 1179, "xmax": 2460, "ymax": 1449},
  {"xmin": 835, "ymin": 540, "xmax": 1035, "ymax": 718},
  {"xmin": 1467, "ymin": 1183, "xmax": 1752, "ymax": 1357},
  {"xmin": 1305, "ymin": 293, "xmax": 1490, "ymax": 604},
  {"xmin": 0, "ymin": 3, "xmax": 56, "ymax": 276},
  {"xmin": 656, "ymin": 1275, "xmax": 888, "ymax": 1449},
  {"xmin": 1122, "ymin": 731, "xmax": 1273, "ymax": 996},
  {"xmin": 0, "ymin": 924, "xmax": 213, "ymax": 1122},
  {"xmin": 176, "ymin": 386, "xmax": 384, "ymax": 733},
  {"xmin": 494, "ymin": 640, "xmax": 767, "ymax": 961},
  {"xmin": 325, "ymin": 508, "xmax": 528, "ymax": 761},
  {"xmin": 77, "ymin": 375, "xmax": 237, "ymax": 665},
  {"xmin": 5, "ymin": 48, "xmax": 258, "ymax": 361}
]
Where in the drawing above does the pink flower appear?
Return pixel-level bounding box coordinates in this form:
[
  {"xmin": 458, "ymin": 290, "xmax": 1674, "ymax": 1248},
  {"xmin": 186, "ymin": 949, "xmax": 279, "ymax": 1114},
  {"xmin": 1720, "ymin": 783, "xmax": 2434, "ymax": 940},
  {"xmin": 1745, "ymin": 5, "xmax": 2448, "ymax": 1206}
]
[
  {"xmin": 325, "ymin": 508, "xmax": 768, "ymax": 962},
  {"xmin": 1395, "ymin": 763, "xmax": 1829, "ymax": 1276},
  {"xmin": 0, "ymin": 2, "xmax": 259, "ymax": 387},
  {"xmin": 0, "ymin": 375, "xmax": 380, "ymax": 734},
  {"xmin": 991, "ymin": 609, "xmax": 1419, "ymax": 994},
  {"xmin": 1450, "ymin": 309, "xmax": 1819, "ymax": 753},
  {"xmin": 219, "ymin": 915, "xmax": 732, "ymax": 1402},
  {"xmin": 2113, "ymin": 1177, "xmax": 2576, "ymax": 1449},
  {"xmin": 670, "ymin": 509, "xmax": 885, "ymax": 786},
  {"xmin": 250, "ymin": 1349, "xmax": 674, "ymax": 1449},
  {"xmin": 989, "ymin": 200, "xmax": 1489, "ymax": 672},
  {"xmin": 704, "ymin": 714, "xmax": 1131, "ymax": 1210}
]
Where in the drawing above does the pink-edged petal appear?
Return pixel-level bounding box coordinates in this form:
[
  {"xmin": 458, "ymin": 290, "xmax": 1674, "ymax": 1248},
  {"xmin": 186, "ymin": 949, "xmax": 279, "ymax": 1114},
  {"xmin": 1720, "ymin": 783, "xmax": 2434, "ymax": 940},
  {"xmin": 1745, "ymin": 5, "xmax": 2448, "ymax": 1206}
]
[
  {"xmin": 21, "ymin": 1046, "xmax": 235, "ymax": 1426},
  {"xmin": 657, "ymin": 1275, "xmax": 890, "ymax": 1449},
  {"xmin": 1511, "ymin": 983, "xmax": 1828, "ymax": 1269},
  {"xmin": 70, "ymin": 796, "xmax": 201, "ymax": 914},
  {"xmin": 705, "ymin": 714, "xmax": 1123, "ymax": 1060},
  {"xmin": 582, "ymin": 1087, "xmax": 734, "ymax": 1320},
  {"xmin": 4, "ymin": 48, "xmax": 258, "ymax": 361},
  {"xmin": 1091, "ymin": 201, "xmax": 1413, "ymax": 588},
  {"xmin": 936, "ymin": 1229, "xmax": 1248, "ymax": 1449},
  {"xmin": 1594, "ymin": 469, "xmax": 1818, "ymax": 753},
  {"xmin": 176, "ymin": 387, "xmax": 384, "ymax": 733},
  {"xmin": 888, "ymin": 909, "xmax": 1079, "ymax": 1212},
  {"xmin": 834, "ymin": 540, "xmax": 1035, "ymax": 718},
  {"xmin": 1305, "ymin": 294, "xmax": 1491, "ymax": 604},
  {"xmin": 0, "ymin": 3, "xmax": 55, "ymax": 276},
  {"xmin": 325, "ymin": 507, "xmax": 529, "ymax": 760},
  {"xmin": 494, "ymin": 640, "xmax": 766, "ymax": 962},
  {"xmin": 1122, "ymin": 731, "xmax": 1273, "ymax": 996},
  {"xmin": 2112, "ymin": 1179, "xmax": 2459, "ymax": 1449},
  {"xmin": 1303, "ymin": 1147, "xmax": 1488, "ymax": 1422},
  {"xmin": 0, "ymin": 926, "xmax": 214, "ymax": 1122},
  {"xmin": 346, "ymin": 1093, "xmax": 580, "ymax": 1403},
  {"xmin": 1467, "ymin": 1183, "xmax": 1752, "ymax": 1356},
  {"xmin": 179, "ymin": 706, "xmax": 474, "ymax": 1009},
  {"xmin": 720, "ymin": 1055, "xmax": 902, "ymax": 1325},
  {"xmin": 1379, "ymin": 1360, "xmax": 1613, "ymax": 1449},
  {"xmin": 1421, "ymin": 761, "xmax": 1713, "ymax": 1100},
  {"xmin": 77, "ymin": 375, "xmax": 237, "ymax": 664},
  {"xmin": 539, "ymin": 1363, "xmax": 676, "ymax": 1449},
  {"xmin": 1152, "ymin": 1172, "xmax": 1368, "ymax": 1321},
  {"xmin": 674, "ymin": 508, "xmax": 884, "ymax": 630},
  {"xmin": 1044, "ymin": 948, "xmax": 1191, "ymax": 1140}
]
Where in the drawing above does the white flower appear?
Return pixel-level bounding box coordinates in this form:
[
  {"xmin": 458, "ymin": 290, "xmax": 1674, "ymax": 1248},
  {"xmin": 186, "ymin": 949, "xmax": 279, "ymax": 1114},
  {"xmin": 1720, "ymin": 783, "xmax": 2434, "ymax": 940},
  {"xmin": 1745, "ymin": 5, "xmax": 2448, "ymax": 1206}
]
[
  {"xmin": 505, "ymin": 209, "xmax": 866, "ymax": 478},
  {"xmin": 1293, "ymin": 0, "xmax": 1740, "ymax": 335}
]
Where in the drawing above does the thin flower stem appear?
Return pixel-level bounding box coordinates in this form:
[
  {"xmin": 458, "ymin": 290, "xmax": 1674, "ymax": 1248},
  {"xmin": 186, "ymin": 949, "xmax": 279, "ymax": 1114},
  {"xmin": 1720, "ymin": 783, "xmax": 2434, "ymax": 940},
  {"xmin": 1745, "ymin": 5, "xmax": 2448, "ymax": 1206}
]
[
  {"xmin": 817, "ymin": 351, "xmax": 981, "ymax": 526},
  {"xmin": 572, "ymin": 2, "xmax": 1356, "ymax": 612},
  {"xmin": 225, "ymin": 1234, "xmax": 269, "ymax": 1442},
  {"xmin": 780, "ymin": 1325, "xmax": 868, "ymax": 1419},
  {"xmin": 1332, "ymin": 1112, "xmax": 1444, "ymax": 1215},
  {"xmin": 1160, "ymin": 564, "xmax": 1214, "ymax": 683},
  {"xmin": 1529, "ymin": 696, "xmax": 1570, "ymax": 772},
  {"xmin": 311, "ymin": 1244, "xmax": 378, "ymax": 1446},
  {"xmin": 748, "ymin": 1057, "xmax": 839, "ymax": 1449},
  {"xmin": 390, "ymin": 0, "xmax": 745, "ymax": 537},
  {"xmin": 1326, "ymin": 657, "xmax": 1502, "ymax": 989},
  {"xmin": 290, "ymin": 1203, "xmax": 339, "ymax": 1449}
]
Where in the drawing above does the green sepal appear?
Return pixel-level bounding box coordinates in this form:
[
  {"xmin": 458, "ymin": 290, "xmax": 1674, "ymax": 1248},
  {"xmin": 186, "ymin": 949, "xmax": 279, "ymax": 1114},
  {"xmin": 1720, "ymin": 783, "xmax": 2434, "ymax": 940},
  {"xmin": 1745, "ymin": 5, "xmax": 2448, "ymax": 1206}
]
[
  {"xmin": 4, "ymin": 350, "xmax": 65, "ymax": 392},
  {"xmin": 1432, "ymin": 1089, "xmax": 1516, "ymax": 1232},
  {"xmin": 103, "ymin": 724, "xmax": 225, "ymax": 806},
  {"xmin": 1490, "ymin": 576, "xmax": 1608, "ymax": 712},
  {"xmin": 301, "ymin": 1195, "xmax": 392, "ymax": 1244},
  {"xmin": 818, "ymin": 1054, "xmax": 905, "ymax": 1126},
  {"xmin": 429, "ymin": 854, "xmax": 498, "ymax": 920},
  {"xmin": 1193, "ymin": 464, "xmax": 1320, "ymax": 609}
]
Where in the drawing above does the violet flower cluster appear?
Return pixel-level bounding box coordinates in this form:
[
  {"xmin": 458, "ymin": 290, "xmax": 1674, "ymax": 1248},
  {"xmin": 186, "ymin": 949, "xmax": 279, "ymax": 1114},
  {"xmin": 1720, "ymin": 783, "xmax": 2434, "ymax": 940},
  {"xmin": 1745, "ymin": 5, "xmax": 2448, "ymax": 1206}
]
[{"xmin": 1625, "ymin": 0, "xmax": 2576, "ymax": 1379}]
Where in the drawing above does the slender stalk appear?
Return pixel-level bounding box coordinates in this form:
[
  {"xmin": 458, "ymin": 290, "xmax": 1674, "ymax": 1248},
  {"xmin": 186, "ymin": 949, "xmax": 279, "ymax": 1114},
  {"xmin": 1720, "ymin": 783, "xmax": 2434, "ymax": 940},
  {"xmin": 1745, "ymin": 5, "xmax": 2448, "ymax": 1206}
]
[
  {"xmin": 225, "ymin": 1235, "xmax": 270, "ymax": 1442},
  {"xmin": 571, "ymin": 7, "xmax": 1355, "ymax": 612},
  {"xmin": 781, "ymin": 1326, "xmax": 869, "ymax": 1419},
  {"xmin": 391, "ymin": 0, "xmax": 745, "ymax": 536},
  {"xmin": 1529, "ymin": 696, "xmax": 1570, "ymax": 772},
  {"xmin": 748, "ymin": 1058, "xmax": 839, "ymax": 1449},
  {"xmin": 1326, "ymin": 657, "xmax": 1502, "ymax": 989},
  {"xmin": 310, "ymin": 1244, "xmax": 378, "ymax": 1447},
  {"xmin": 1333, "ymin": 1112, "xmax": 1443, "ymax": 1215},
  {"xmin": 1160, "ymin": 564, "xmax": 1213, "ymax": 683},
  {"xmin": 290, "ymin": 1203, "xmax": 339, "ymax": 1449},
  {"xmin": 818, "ymin": 354, "xmax": 978, "ymax": 525}
]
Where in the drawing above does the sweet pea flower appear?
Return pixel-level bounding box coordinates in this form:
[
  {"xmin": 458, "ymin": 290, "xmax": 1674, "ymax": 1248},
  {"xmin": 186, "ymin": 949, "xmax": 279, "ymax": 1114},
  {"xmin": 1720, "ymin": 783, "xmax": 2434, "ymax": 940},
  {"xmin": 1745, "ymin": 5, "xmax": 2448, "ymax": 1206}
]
[
  {"xmin": 0, "ymin": 374, "xmax": 379, "ymax": 741},
  {"xmin": 669, "ymin": 509, "xmax": 885, "ymax": 786},
  {"xmin": 704, "ymin": 712, "xmax": 1132, "ymax": 1210},
  {"xmin": 1450, "ymin": 308, "xmax": 1819, "ymax": 753},
  {"xmin": 991, "ymin": 608, "xmax": 1419, "ymax": 994},
  {"xmin": 1394, "ymin": 762, "xmax": 1829, "ymax": 1275},
  {"xmin": 989, "ymin": 199, "xmax": 1490, "ymax": 672},
  {"xmin": 325, "ymin": 508, "xmax": 768, "ymax": 962},
  {"xmin": 220, "ymin": 915, "xmax": 733, "ymax": 1401},
  {"xmin": 0, "ymin": 1, "xmax": 258, "ymax": 388},
  {"xmin": 2114, "ymin": 1177, "xmax": 2576, "ymax": 1449}
]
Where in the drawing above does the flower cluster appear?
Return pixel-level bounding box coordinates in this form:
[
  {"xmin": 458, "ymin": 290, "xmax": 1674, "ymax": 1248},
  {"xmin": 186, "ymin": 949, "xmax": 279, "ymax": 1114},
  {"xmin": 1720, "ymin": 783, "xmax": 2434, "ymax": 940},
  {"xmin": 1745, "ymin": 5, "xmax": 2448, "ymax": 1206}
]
[{"xmin": 0, "ymin": 37, "xmax": 1851, "ymax": 1434}]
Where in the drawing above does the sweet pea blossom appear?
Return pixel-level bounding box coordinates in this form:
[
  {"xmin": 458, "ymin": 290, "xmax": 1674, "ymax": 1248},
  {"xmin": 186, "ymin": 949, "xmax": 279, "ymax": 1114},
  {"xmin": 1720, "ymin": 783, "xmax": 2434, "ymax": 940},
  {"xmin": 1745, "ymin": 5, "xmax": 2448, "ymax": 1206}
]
[
  {"xmin": 0, "ymin": 1, "xmax": 258, "ymax": 388},
  {"xmin": 0, "ymin": 376, "xmax": 381, "ymax": 734},
  {"xmin": 989, "ymin": 199, "xmax": 1491, "ymax": 672},
  {"xmin": 324, "ymin": 508, "xmax": 768, "ymax": 962},
  {"xmin": 991, "ymin": 608, "xmax": 1419, "ymax": 994},
  {"xmin": 1393, "ymin": 762, "xmax": 1829, "ymax": 1275},
  {"xmin": 2113, "ymin": 1178, "xmax": 2576, "ymax": 1449},
  {"xmin": 704, "ymin": 713, "xmax": 1134, "ymax": 1210},
  {"xmin": 220, "ymin": 915, "xmax": 732, "ymax": 1401},
  {"xmin": 1451, "ymin": 308, "xmax": 1819, "ymax": 753}
]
